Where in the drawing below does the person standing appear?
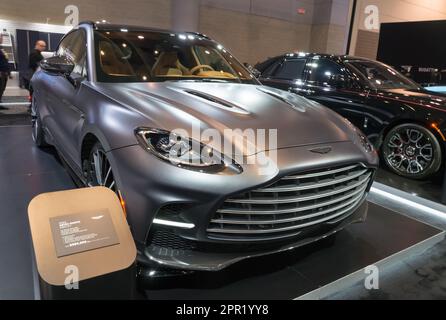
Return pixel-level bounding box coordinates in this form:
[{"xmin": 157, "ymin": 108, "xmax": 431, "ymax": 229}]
[
  {"xmin": 0, "ymin": 34, "xmax": 11, "ymax": 108},
  {"xmin": 29, "ymin": 40, "xmax": 46, "ymax": 72},
  {"xmin": 23, "ymin": 40, "xmax": 46, "ymax": 93}
]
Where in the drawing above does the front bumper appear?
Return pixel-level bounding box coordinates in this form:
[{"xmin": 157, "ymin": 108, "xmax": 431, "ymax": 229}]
[
  {"xmin": 139, "ymin": 199, "xmax": 368, "ymax": 271},
  {"xmin": 107, "ymin": 140, "xmax": 378, "ymax": 271}
]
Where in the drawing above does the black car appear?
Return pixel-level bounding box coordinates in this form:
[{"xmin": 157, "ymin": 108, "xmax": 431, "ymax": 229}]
[{"xmin": 256, "ymin": 53, "xmax": 446, "ymax": 180}]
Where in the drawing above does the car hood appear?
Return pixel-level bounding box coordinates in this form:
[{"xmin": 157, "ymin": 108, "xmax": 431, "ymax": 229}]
[
  {"xmin": 378, "ymin": 88, "xmax": 446, "ymax": 111},
  {"xmin": 93, "ymin": 82, "xmax": 357, "ymax": 156}
]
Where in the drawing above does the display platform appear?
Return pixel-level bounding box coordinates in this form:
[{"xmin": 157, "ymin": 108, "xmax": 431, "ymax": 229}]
[
  {"xmin": 146, "ymin": 203, "xmax": 444, "ymax": 300},
  {"xmin": 0, "ymin": 125, "xmax": 444, "ymax": 300}
]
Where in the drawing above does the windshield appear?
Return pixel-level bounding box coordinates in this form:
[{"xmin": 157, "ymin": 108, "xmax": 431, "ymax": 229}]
[
  {"xmin": 346, "ymin": 60, "xmax": 420, "ymax": 90},
  {"xmin": 94, "ymin": 30, "xmax": 256, "ymax": 84}
]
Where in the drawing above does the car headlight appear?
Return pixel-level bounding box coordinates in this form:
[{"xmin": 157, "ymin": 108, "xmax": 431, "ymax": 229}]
[
  {"xmin": 135, "ymin": 128, "xmax": 242, "ymax": 174},
  {"xmin": 357, "ymin": 131, "xmax": 374, "ymax": 153},
  {"xmin": 341, "ymin": 118, "xmax": 374, "ymax": 153}
]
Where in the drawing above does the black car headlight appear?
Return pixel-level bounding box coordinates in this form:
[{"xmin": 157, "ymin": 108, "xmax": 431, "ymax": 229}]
[
  {"xmin": 135, "ymin": 128, "xmax": 242, "ymax": 174},
  {"xmin": 342, "ymin": 118, "xmax": 374, "ymax": 153},
  {"xmin": 357, "ymin": 131, "xmax": 374, "ymax": 153}
]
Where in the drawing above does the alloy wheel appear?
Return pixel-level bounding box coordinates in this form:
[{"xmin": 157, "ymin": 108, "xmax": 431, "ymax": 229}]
[
  {"xmin": 87, "ymin": 147, "xmax": 118, "ymax": 192},
  {"xmin": 31, "ymin": 96, "xmax": 38, "ymax": 142},
  {"xmin": 383, "ymin": 124, "xmax": 441, "ymax": 179}
]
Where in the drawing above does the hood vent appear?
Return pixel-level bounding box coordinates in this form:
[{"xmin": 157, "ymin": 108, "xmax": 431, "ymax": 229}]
[
  {"xmin": 257, "ymin": 87, "xmax": 305, "ymax": 112},
  {"xmin": 184, "ymin": 90, "xmax": 235, "ymax": 109},
  {"xmin": 183, "ymin": 89, "xmax": 250, "ymax": 115},
  {"xmin": 257, "ymin": 87, "xmax": 295, "ymax": 107}
]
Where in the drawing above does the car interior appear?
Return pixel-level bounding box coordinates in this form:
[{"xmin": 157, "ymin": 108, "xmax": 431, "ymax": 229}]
[{"xmin": 97, "ymin": 31, "xmax": 240, "ymax": 80}]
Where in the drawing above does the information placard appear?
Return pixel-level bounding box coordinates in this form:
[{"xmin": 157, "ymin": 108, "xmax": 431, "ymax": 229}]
[{"xmin": 49, "ymin": 210, "xmax": 120, "ymax": 258}]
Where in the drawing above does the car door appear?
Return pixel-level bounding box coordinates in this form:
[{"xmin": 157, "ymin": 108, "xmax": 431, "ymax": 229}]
[
  {"xmin": 45, "ymin": 29, "xmax": 88, "ymax": 168},
  {"xmin": 297, "ymin": 57, "xmax": 380, "ymax": 141},
  {"xmin": 259, "ymin": 56, "xmax": 307, "ymax": 92},
  {"xmin": 344, "ymin": 60, "xmax": 415, "ymax": 143}
]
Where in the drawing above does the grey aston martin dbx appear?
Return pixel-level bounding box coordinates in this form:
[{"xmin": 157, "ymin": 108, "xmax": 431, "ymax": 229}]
[{"xmin": 30, "ymin": 22, "xmax": 378, "ymax": 275}]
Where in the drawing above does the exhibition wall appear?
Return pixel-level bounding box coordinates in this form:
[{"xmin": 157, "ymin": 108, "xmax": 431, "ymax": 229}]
[
  {"xmin": 350, "ymin": 0, "xmax": 446, "ymax": 59},
  {"xmin": 0, "ymin": 0, "xmax": 172, "ymax": 29},
  {"xmin": 4, "ymin": 0, "xmax": 446, "ymax": 66},
  {"xmin": 0, "ymin": 0, "xmax": 351, "ymax": 65}
]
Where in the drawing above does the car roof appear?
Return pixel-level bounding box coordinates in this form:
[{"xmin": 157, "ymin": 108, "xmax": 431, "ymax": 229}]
[
  {"xmin": 265, "ymin": 52, "xmax": 375, "ymax": 63},
  {"xmin": 78, "ymin": 21, "xmax": 210, "ymax": 39}
]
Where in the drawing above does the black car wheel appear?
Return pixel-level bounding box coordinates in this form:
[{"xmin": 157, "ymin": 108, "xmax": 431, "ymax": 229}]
[
  {"xmin": 84, "ymin": 142, "xmax": 118, "ymax": 192},
  {"xmin": 382, "ymin": 123, "xmax": 442, "ymax": 180},
  {"xmin": 31, "ymin": 95, "xmax": 48, "ymax": 147}
]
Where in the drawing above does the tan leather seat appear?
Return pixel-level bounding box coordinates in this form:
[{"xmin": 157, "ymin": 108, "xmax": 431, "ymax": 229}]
[
  {"xmin": 152, "ymin": 52, "xmax": 183, "ymax": 76},
  {"xmin": 99, "ymin": 41, "xmax": 135, "ymax": 76}
]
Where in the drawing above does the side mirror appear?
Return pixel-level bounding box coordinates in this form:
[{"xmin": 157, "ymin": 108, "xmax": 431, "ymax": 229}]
[
  {"xmin": 243, "ymin": 62, "xmax": 261, "ymax": 78},
  {"xmin": 40, "ymin": 56, "xmax": 74, "ymax": 76}
]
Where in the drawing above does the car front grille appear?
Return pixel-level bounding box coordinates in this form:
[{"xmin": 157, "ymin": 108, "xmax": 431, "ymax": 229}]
[{"xmin": 207, "ymin": 164, "xmax": 372, "ymax": 242}]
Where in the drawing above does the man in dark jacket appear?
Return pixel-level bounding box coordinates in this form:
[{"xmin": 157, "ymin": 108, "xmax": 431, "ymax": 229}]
[
  {"xmin": 0, "ymin": 34, "xmax": 11, "ymax": 108},
  {"xmin": 29, "ymin": 40, "xmax": 46, "ymax": 72},
  {"xmin": 24, "ymin": 40, "xmax": 46, "ymax": 92}
]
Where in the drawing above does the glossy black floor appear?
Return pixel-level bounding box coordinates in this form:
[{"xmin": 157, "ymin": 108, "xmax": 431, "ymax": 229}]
[
  {"xmin": 0, "ymin": 126, "xmax": 75, "ymax": 299},
  {"xmin": 0, "ymin": 97, "xmax": 31, "ymax": 127},
  {"xmin": 0, "ymin": 125, "xmax": 443, "ymax": 299},
  {"xmin": 375, "ymin": 168, "xmax": 444, "ymax": 204}
]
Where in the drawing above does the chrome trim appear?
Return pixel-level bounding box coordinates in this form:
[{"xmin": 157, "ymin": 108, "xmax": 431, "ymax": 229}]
[
  {"xmin": 214, "ymin": 184, "xmax": 367, "ymax": 217},
  {"xmin": 225, "ymin": 172, "xmax": 371, "ymax": 205},
  {"xmin": 207, "ymin": 164, "xmax": 372, "ymax": 240},
  {"xmin": 258, "ymin": 168, "xmax": 368, "ymax": 193},
  {"xmin": 282, "ymin": 164, "xmax": 359, "ymax": 180},
  {"xmin": 207, "ymin": 197, "xmax": 362, "ymax": 234}
]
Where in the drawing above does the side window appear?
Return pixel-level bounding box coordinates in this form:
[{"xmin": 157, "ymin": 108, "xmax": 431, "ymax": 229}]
[
  {"xmin": 262, "ymin": 60, "xmax": 281, "ymax": 77},
  {"xmin": 272, "ymin": 58, "xmax": 306, "ymax": 80},
  {"xmin": 307, "ymin": 58, "xmax": 345, "ymax": 86},
  {"xmin": 57, "ymin": 30, "xmax": 87, "ymax": 77}
]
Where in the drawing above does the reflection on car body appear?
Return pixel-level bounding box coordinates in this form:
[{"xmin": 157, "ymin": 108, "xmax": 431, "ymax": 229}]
[{"xmin": 257, "ymin": 53, "xmax": 446, "ymax": 180}]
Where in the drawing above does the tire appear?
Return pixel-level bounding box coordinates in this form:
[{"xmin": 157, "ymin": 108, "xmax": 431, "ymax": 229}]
[
  {"xmin": 382, "ymin": 123, "xmax": 442, "ymax": 180},
  {"xmin": 83, "ymin": 142, "xmax": 119, "ymax": 193},
  {"xmin": 31, "ymin": 95, "xmax": 48, "ymax": 147}
]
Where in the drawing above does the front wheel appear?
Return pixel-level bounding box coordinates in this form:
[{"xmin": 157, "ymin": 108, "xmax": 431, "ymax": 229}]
[
  {"xmin": 31, "ymin": 95, "xmax": 48, "ymax": 147},
  {"xmin": 83, "ymin": 142, "xmax": 118, "ymax": 193},
  {"xmin": 382, "ymin": 123, "xmax": 442, "ymax": 180}
]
